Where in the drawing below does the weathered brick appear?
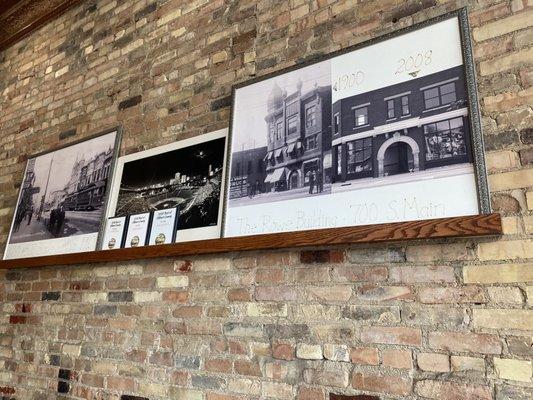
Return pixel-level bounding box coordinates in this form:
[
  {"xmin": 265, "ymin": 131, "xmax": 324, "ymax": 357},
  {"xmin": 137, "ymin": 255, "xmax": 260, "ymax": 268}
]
[
  {"xmin": 352, "ymin": 373, "xmax": 412, "ymax": 397},
  {"xmin": 415, "ymin": 380, "xmax": 491, "ymax": 400},
  {"xmin": 428, "ymin": 331, "xmax": 502, "ymax": 354},
  {"xmin": 494, "ymin": 358, "xmax": 532, "ymax": 382}
]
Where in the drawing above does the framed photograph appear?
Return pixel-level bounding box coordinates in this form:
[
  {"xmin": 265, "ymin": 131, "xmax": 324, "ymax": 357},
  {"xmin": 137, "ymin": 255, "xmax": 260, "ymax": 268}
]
[
  {"xmin": 105, "ymin": 129, "xmax": 228, "ymax": 242},
  {"xmin": 101, "ymin": 216, "xmax": 127, "ymax": 250},
  {"xmin": 124, "ymin": 212, "xmax": 150, "ymax": 248},
  {"xmin": 148, "ymin": 207, "xmax": 179, "ymax": 245},
  {"xmin": 3, "ymin": 128, "xmax": 121, "ymax": 259},
  {"xmin": 223, "ymin": 8, "xmax": 488, "ymax": 237}
]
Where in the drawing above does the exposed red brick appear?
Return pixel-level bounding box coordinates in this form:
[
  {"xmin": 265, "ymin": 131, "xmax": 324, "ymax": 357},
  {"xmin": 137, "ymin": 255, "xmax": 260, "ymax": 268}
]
[{"xmin": 352, "ymin": 373, "xmax": 412, "ymax": 396}]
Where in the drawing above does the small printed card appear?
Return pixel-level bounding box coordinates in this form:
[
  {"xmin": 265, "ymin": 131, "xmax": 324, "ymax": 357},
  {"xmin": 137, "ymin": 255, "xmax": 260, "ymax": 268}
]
[
  {"xmin": 124, "ymin": 212, "xmax": 151, "ymax": 248},
  {"xmin": 101, "ymin": 216, "xmax": 127, "ymax": 250},
  {"xmin": 148, "ymin": 207, "xmax": 179, "ymax": 245}
]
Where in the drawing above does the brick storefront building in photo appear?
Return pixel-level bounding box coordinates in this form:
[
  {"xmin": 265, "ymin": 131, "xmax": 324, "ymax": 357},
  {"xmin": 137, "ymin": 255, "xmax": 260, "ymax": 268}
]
[{"xmin": 0, "ymin": 1, "xmax": 532, "ymax": 400}]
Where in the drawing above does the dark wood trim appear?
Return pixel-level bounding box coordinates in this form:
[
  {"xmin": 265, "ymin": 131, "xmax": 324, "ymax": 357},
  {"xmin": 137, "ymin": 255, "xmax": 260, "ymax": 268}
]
[
  {"xmin": 0, "ymin": 214, "xmax": 501, "ymax": 270},
  {"xmin": 0, "ymin": 0, "xmax": 85, "ymax": 51}
]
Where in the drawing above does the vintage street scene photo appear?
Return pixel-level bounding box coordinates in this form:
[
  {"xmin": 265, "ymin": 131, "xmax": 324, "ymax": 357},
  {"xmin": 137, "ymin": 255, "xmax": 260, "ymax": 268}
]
[
  {"xmin": 115, "ymin": 137, "xmax": 226, "ymax": 231},
  {"xmin": 8, "ymin": 132, "xmax": 117, "ymax": 244},
  {"xmin": 224, "ymin": 17, "xmax": 480, "ymax": 238},
  {"xmin": 228, "ymin": 60, "xmax": 332, "ymax": 207}
]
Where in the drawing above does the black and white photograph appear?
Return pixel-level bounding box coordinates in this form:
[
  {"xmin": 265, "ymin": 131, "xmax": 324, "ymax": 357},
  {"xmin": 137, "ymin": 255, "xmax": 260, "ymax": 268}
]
[
  {"xmin": 224, "ymin": 13, "xmax": 486, "ymax": 238},
  {"xmin": 4, "ymin": 129, "xmax": 120, "ymax": 259},
  {"xmin": 106, "ymin": 129, "xmax": 228, "ymax": 242},
  {"xmin": 228, "ymin": 60, "xmax": 332, "ymax": 207}
]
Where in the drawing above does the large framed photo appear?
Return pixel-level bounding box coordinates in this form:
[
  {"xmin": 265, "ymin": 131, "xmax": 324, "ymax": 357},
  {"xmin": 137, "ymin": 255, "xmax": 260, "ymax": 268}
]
[
  {"xmin": 105, "ymin": 129, "xmax": 228, "ymax": 243},
  {"xmin": 223, "ymin": 8, "xmax": 489, "ymax": 237},
  {"xmin": 4, "ymin": 128, "xmax": 121, "ymax": 259}
]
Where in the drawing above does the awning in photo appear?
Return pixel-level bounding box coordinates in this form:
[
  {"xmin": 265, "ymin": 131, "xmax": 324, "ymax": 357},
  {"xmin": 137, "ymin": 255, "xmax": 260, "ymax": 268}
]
[
  {"xmin": 274, "ymin": 148, "xmax": 283, "ymax": 158},
  {"xmin": 264, "ymin": 171, "xmax": 274, "ymax": 183},
  {"xmin": 287, "ymin": 142, "xmax": 296, "ymax": 153},
  {"xmin": 263, "ymin": 152, "xmax": 273, "ymax": 161},
  {"xmin": 268, "ymin": 167, "xmax": 287, "ymax": 183}
]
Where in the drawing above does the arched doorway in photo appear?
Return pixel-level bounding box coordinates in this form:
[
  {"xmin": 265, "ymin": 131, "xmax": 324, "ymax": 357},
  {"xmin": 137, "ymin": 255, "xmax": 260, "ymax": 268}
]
[
  {"xmin": 289, "ymin": 170, "xmax": 300, "ymax": 190},
  {"xmin": 384, "ymin": 141, "xmax": 414, "ymax": 176},
  {"xmin": 377, "ymin": 133, "xmax": 420, "ymax": 177}
]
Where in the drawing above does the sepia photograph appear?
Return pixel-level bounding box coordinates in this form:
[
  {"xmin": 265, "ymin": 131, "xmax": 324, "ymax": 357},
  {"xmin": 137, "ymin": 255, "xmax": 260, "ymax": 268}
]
[
  {"xmin": 4, "ymin": 129, "xmax": 120, "ymax": 259},
  {"xmin": 224, "ymin": 15, "xmax": 483, "ymax": 238},
  {"xmin": 106, "ymin": 129, "xmax": 228, "ymax": 242}
]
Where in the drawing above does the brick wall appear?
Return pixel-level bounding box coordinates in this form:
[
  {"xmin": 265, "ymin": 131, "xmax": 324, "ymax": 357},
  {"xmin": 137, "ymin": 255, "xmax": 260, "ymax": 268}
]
[{"xmin": 0, "ymin": 0, "xmax": 532, "ymax": 399}]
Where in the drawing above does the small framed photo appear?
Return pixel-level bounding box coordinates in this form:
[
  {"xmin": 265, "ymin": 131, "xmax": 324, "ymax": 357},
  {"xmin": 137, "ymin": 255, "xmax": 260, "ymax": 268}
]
[
  {"xmin": 105, "ymin": 129, "xmax": 228, "ymax": 243},
  {"xmin": 223, "ymin": 8, "xmax": 488, "ymax": 238},
  {"xmin": 4, "ymin": 128, "xmax": 121, "ymax": 259},
  {"xmin": 124, "ymin": 212, "xmax": 151, "ymax": 248},
  {"xmin": 100, "ymin": 216, "xmax": 127, "ymax": 250},
  {"xmin": 148, "ymin": 207, "xmax": 179, "ymax": 245}
]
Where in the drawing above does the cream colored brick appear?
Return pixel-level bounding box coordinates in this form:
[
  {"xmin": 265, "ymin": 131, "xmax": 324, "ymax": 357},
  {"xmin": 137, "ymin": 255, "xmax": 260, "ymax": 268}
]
[
  {"xmin": 477, "ymin": 240, "xmax": 533, "ymax": 261},
  {"xmin": 157, "ymin": 9, "xmax": 182, "ymax": 26},
  {"xmin": 116, "ymin": 264, "xmax": 143, "ymax": 275},
  {"xmin": 227, "ymin": 378, "xmax": 261, "ymax": 395},
  {"xmin": 246, "ymin": 302, "xmax": 287, "ymax": 317},
  {"xmin": 464, "ymin": 263, "xmax": 533, "ymax": 283},
  {"xmin": 156, "ymin": 275, "xmax": 188, "ymax": 288},
  {"xmin": 525, "ymin": 215, "xmax": 533, "ymax": 234},
  {"xmin": 487, "ymin": 286, "xmax": 523, "ymax": 304},
  {"xmin": 54, "ymin": 65, "xmax": 69, "ymax": 77},
  {"xmin": 170, "ymin": 389, "xmax": 202, "ymax": 400},
  {"xmin": 171, "ymin": 27, "xmax": 186, "ymax": 38},
  {"xmin": 212, "ymin": 50, "xmax": 228, "ymax": 64},
  {"xmin": 323, "ymin": 344, "xmax": 350, "ymax": 362},
  {"xmin": 139, "ymin": 382, "xmax": 167, "ymax": 397},
  {"xmin": 296, "ymin": 304, "xmax": 341, "ymax": 320},
  {"xmin": 451, "ymin": 356, "xmax": 485, "ymax": 372},
  {"xmin": 94, "ymin": 266, "xmax": 117, "ymax": 277},
  {"xmin": 486, "ymin": 150, "xmax": 520, "ymax": 171},
  {"xmin": 98, "ymin": 0, "xmax": 117, "ymax": 15},
  {"xmin": 134, "ymin": 291, "xmax": 162, "ymax": 302},
  {"xmin": 501, "ymin": 216, "xmax": 520, "ymax": 235},
  {"xmin": 473, "ymin": 308, "xmax": 533, "ymax": 331},
  {"xmin": 473, "ymin": 10, "xmax": 533, "ymax": 42},
  {"xmin": 244, "ymin": 50, "xmax": 256, "ymax": 63},
  {"xmin": 489, "ymin": 169, "xmax": 533, "ymax": 191},
  {"xmin": 193, "ymin": 257, "xmax": 231, "ymax": 271},
  {"xmin": 92, "ymin": 361, "xmax": 117, "ymax": 374},
  {"xmin": 62, "ymin": 344, "xmax": 81, "ymax": 357},
  {"xmin": 480, "ymin": 47, "xmax": 533, "ymax": 76},
  {"xmin": 494, "ymin": 358, "xmax": 532, "ymax": 382},
  {"xmin": 527, "ymin": 190, "xmax": 533, "ymax": 210},
  {"xmin": 122, "ymin": 39, "xmax": 144, "ymax": 55},
  {"xmin": 262, "ymin": 381, "xmax": 293, "ymax": 399},
  {"xmin": 82, "ymin": 292, "xmax": 107, "ymax": 303},
  {"xmin": 296, "ymin": 343, "xmax": 323, "ymax": 360}
]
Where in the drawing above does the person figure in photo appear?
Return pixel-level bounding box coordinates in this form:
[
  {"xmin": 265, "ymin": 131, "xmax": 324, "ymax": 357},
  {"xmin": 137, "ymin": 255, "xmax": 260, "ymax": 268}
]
[
  {"xmin": 317, "ymin": 170, "xmax": 323, "ymax": 193},
  {"xmin": 26, "ymin": 206, "xmax": 34, "ymax": 225},
  {"xmin": 50, "ymin": 202, "xmax": 65, "ymax": 236},
  {"xmin": 309, "ymin": 170, "xmax": 315, "ymax": 194},
  {"xmin": 255, "ymin": 180, "xmax": 261, "ymax": 196},
  {"xmin": 248, "ymin": 181, "xmax": 255, "ymax": 198}
]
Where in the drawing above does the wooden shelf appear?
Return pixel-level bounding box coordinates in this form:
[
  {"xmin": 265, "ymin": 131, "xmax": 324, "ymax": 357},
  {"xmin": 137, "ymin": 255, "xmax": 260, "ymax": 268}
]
[{"xmin": 0, "ymin": 214, "xmax": 501, "ymax": 270}]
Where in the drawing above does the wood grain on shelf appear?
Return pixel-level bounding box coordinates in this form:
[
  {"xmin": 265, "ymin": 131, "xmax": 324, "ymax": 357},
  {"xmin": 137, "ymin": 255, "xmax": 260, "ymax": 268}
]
[{"xmin": 0, "ymin": 213, "xmax": 502, "ymax": 270}]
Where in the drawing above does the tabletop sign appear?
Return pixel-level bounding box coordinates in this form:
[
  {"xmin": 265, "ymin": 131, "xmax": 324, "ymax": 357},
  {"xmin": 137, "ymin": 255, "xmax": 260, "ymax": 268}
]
[
  {"xmin": 124, "ymin": 212, "xmax": 151, "ymax": 248},
  {"xmin": 101, "ymin": 216, "xmax": 127, "ymax": 250},
  {"xmin": 148, "ymin": 207, "xmax": 179, "ymax": 245}
]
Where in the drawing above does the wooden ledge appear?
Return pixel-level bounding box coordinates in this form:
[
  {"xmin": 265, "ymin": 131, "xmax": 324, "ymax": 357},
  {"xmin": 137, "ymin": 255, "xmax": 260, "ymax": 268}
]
[{"xmin": 0, "ymin": 213, "xmax": 502, "ymax": 270}]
